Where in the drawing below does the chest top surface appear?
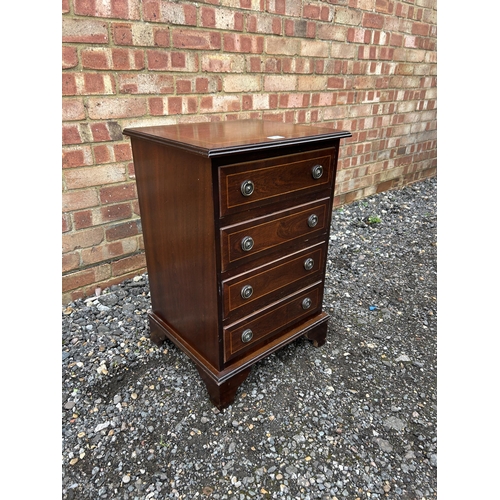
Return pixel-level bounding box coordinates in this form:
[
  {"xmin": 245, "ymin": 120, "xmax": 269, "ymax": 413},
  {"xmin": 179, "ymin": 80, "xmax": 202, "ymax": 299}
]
[{"xmin": 123, "ymin": 120, "xmax": 351, "ymax": 157}]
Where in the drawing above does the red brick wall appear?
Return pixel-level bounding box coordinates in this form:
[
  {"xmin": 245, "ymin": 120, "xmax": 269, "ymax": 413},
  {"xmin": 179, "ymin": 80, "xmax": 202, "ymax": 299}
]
[{"xmin": 62, "ymin": 0, "xmax": 437, "ymax": 303}]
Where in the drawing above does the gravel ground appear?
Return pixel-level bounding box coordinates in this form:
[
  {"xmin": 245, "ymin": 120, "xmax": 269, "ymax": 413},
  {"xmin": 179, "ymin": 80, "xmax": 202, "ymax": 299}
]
[{"xmin": 62, "ymin": 176, "xmax": 437, "ymax": 500}]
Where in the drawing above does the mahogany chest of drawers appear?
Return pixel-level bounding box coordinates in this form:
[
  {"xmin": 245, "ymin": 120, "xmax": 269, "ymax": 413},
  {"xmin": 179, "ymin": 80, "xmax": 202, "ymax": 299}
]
[{"xmin": 123, "ymin": 120, "xmax": 351, "ymax": 409}]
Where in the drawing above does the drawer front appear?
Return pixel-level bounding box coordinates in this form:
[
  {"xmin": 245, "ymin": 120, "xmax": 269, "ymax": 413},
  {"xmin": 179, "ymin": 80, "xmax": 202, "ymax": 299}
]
[
  {"xmin": 219, "ymin": 150, "xmax": 333, "ymax": 216},
  {"xmin": 224, "ymin": 283, "xmax": 323, "ymax": 362},
  {"xmin": 222, "ymin": 242, "xmax": 326, "ymax": 320},
  {"xmin": 220, "ymin": 198, "xmax": 329, "ymax": 272}
]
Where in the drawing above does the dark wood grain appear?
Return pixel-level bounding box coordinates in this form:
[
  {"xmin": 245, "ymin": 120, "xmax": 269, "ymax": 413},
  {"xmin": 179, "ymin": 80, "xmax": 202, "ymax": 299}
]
[
  {"xmin": 222, "ymin": 242, "xmax": 326, "ymax": 319},
  {"xmin": 123, "ymin": 120, "xmax": 351, "ymax": 409},
  {"xmin": 219, "ymin": 149, "xmax": 333, "ymax": 216},
  {"xmin": 220, "ymin": 198, "xmax": 329, "ymax": 271},
  {"xmin": 124, "ymin": 120, "xmax": 351, "ymax": 157},
  {"xmin": 224, "ymin": 282, "xmax": 323, "ymax": 362},
  {"xmin": 126, "ymin": 138, "xmax": 221, "ymax": 369}
]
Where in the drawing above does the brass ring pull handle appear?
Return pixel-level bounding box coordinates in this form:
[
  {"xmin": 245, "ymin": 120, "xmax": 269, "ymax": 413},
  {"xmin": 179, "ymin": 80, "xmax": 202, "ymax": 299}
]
[
  {"xmin": 241, "ymin": 180, "xmax": 255, "ymax": 197},
  {"xmin": 241, "ymin": 329, "xmax": 253, "ymax": 343},
  {"xmin": 241, "ymin": 236, "xmax": 254, "ymax": 252},
  {"xmin": 304, "ymin": 258, "xmax": 314, "ymax": 271},
  {"xmin": 302, "ymin": 297, "xmax": 312, "ymax": 310},
  {"xmin": 307, "ymin": 214, "xmax": 318, "ymax": 228},
  {"xmin": 240, "ymin": 284, "xmax": 254, "ymax": 299},
  {"xmin": 312, "ymin": 165, "xmax": 323, "ymax": 179}
]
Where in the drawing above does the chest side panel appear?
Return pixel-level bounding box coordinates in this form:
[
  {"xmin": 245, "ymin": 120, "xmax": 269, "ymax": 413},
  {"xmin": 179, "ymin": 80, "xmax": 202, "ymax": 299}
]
[{"xmin": 129, "ymin": 138, "xmax": 220, "ymax": 369}]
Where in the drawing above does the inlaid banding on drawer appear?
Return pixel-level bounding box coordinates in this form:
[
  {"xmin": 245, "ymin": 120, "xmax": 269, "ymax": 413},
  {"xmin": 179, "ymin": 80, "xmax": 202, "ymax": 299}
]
[
  {"xmin": 219, "ymin": 151, "xmax": 333, "ymax": 216},
  {"xmin": 222, "ymin": 243, "xmax": 326, "ymax": 319},
  {"xmin": 220, "ymin": 199, "xmax": 329, "ymax": 271},
  {"xmin": 224, "ymin": 283, "xmax": 322, "ymax": 362}
]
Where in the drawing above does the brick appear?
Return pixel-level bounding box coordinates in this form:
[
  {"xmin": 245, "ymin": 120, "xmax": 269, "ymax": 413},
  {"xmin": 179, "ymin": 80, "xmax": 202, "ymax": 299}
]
[
  {"xmin": 303, "ymin": 4, "xmax": 320, "ymax": 19},
  {"xmin": 86, "ymin": 73, "xmax": 115, "ymax": 94},
  {"xmin": 114, "ymin": 47, "xmax": 149, "ymax": 71},
  {"xmin": 375, "ymin": 0, "xmax": 393, "ymax": 14},
  {"xmin": 160, "ymin": 2, "xmax": 197, "ymax": 26},
  {"xmin": 278, "ymin": 93, "xmax": 309, "ymax": 108},
  {"xmin": 282, "ymin": 58, "xmax": 313, "ymax": 74},
  {"xmin": 412, "ymin": 22, "xmax": 430, "ymax": 36},
  {"xmin": 331, "ymin": 43, "xmax": 356, "ymax": 59},
  {"xmin": 63, "ymin": 73, "xmax": 115, "ymax": 95},
  {"xmin": 113, "ymin": 23, "xmax": 133, "ymax": 45},
  {"xmin": 100, "ymin": 202, "xmax": 133, "ymax": 224},
  {"xmin": 201, "ymin": 53, "xmax": 245, "ymax": 72},
  {"xmin": 73, "ymin": 209, "xmax": 93, "ymax": 230},
  {"xmin": 148, "ymin": 97, "xmax": 164, "ymax": 115},
  {"xmin": 154, "ymin": 28, "xmax": 170, "ymax": 47},
  {"xmin": 362, "ymin": 13, "xmax": 384, "ymax": 29},
  {"xmin": 348, "ymin": 103, "xmax": 374, "ymax": 117},
  {"xmin": 317, "ymin": 23, "xmax": 347, "ymax": 42},
  {"xmin": 267, "ymin": 0, "xmax": 301, "ymax": 16},
  {"xmin": 284, "ymin": 19, "xmax": 316, "ymax": 38},
  {"xmin": 62, "ymin": 268, "xmax": 98, "ymax": 293},
  {"xmin": 334, "ymin": 7, "xmax": 362, "ymax": 25},
  {"xmin": 96, "ymin": 239, "xmax": 138, "ymax": 266},
  {"xmin": 239, "ymin": 0, "xmax": 265, "ymax": 9},
  {"xmin": 264, "ymin": 75, "xmax": 297, "ymax": 91},
  {"xmin": 62, "ymin": 252, "xmax": 81, "ymax": 273},
  {"xmin": 202, "ymin": 7, "xmax": 244, "ymax": 30},
  {"xmin": 373, "ymin": 30, "xmax": 389, "ymax": 45},
  {"xmin": 327, "ymin": 76, "xmax": 345, "ymax": 89},
  {"xmin": 250, "ymin": 94, "xmax": 272, "ymax": 110},
  {"xmin": 300, "ymin": 39, "xmax": 329, "ymax": 57},
  {"xmin": 297, "ymin": 75, "xmax": 327, "ymax": 91},
  {"xmin": 266, "ymin": 37, "xmax": 300, "ymax": 55},
  {"xmin": 62, "ymin": 146, "xmax": 93, "ymax": 169},
  {"xmin": 60, "ymin": 0, "xmax": 437, "ymax": 304},
  {"xmin": 172, "ymin": 29, "xmax": 222, "ymax": 50},
  {"xmin": 111, "ymin": 253, "xmax": 147, "ymax": 276},
  {"xmin": 63, "ymin": 124, "xmax": 85, "ymax": 145},
  {"xmin": 81, "ymin": 48, "xmax": 110, "ymax": 69},
  {"xmin": 114, "ymin": 143, "xmax": 132, "ymax": 162},
  {"xmin": 247, "ymin": 13, "xmax": 282, "ymax": 34},
  {"xmin": 197, "ymin": 76, "xmax": 220, "ymax": 92},
  {"xmin": 62, "ymin": 73, "xmax": 77, "ymax": 96},
  {"xmin": 87, "ymin": 97, "xmax": 147, "ymax": 119},
  {"xmin": 62, "ymin": 99, "xmax": 86, "ymax": 121},
  {"xmin": 93, "ymin": 144, "xmax": 112, "ymax": 164},
  {"xmin": 64, "ymin": 164, "xmax": 128, "ymax": 189},
  {"xmin": 62, "ymin": 227, "xmax": 105, "ymax": 253},
  {"xmin": 82, "ymin": 48, "xmax": 144, "ymax": 70},
  {"xmin": 223, "ymin": 75, "xmax": 261, "ymax": 92},
  {"xmin": 62, "ymin": 18, "xmax": 108, "ymax": 44},
  {"xmin": 74, "ymin": 0, "xmax": 141, "ymax": 19},
  {"xmin": 200, "ymin": 95, "xmax": 241, "ymax": 112},
  {"xmin": 347, "ymin": 27, "xmax": 371, "ymax": 43},
  {"xmin": 224, "ymin": 33, "xmax": 264, "ymax": 53},
  {"xmin": 62, "ymin": 213, "xmax": 72, "ymax": 233},
  {"xmin": 131, "ymin": 23, "xmax": 155, "ymax": 46},
  {"xmin": 311, "ymin": 92, "xmax": 335, "ymax": 107},
  {"xmin": 81, "ymin": 241, "xmax": 124, "ymax": 266},
  {"xmin": 146, "ymin": 50, "xmax": 198, "ymax": 72},
  {"xmin": 62, "ymin": 46, "xmax": 78, "ymax": 69},
  {"xmin": 142, "ymin": 0, "xmax": 160, "ymax": 21},
  {"xmin": 106, "ymin": 220, "xmax": 142, "ymax": 241},
  {"xmin": 415, "ymin": 0, "xmax": 436, "ymax": 7},
  {"xmin": 352, "ymin": 0, "xmax": 376, "ymax": 10},
  {"xmin": 63, "ymin": 189, "xmax": 100, "ymax": 211},
  {"xmin": 119, "ymin": 73, "xmax": 175, "ymax": 94},
  {"xmin": 90, "ymin": 121, "xmax": 123, "ymax": 142},
  {"xmin": 390, "ymin": 33, "xmax": 403, "ymax": 46}
]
